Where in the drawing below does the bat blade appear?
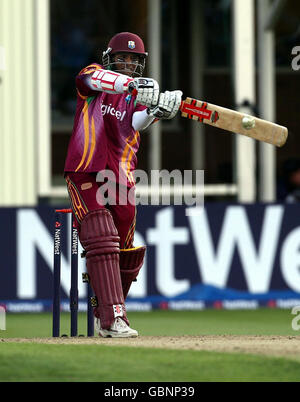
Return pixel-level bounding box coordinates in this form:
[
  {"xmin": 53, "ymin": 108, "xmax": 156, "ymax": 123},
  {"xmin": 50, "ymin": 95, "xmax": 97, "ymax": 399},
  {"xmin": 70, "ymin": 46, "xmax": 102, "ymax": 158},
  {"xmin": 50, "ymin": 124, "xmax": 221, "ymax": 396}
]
[{"xmin": 180, "ymin": 97, "xmax": 288, "ymax": 147}]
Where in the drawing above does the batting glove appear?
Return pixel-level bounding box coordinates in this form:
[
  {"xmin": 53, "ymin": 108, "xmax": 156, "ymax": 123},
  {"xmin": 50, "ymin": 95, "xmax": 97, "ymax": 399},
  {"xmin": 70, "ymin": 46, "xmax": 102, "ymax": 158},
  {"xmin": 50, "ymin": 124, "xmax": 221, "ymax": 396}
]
[
  {"xmin": 147, "ymin": 90, "xmax": 183, "ymax": 120},
  {"xmin": 128, "ymin": 78, "xmax": 160, "ymax": 108}
]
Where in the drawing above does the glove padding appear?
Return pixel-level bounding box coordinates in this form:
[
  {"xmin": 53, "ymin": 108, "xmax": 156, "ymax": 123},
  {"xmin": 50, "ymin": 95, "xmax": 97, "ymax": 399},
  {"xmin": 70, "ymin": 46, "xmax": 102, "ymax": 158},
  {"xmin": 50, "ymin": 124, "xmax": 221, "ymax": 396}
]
[
  {"xmin": 147, "ymin": 90, "xmax": 183, "ymax": 120},
  {"xmin": 129, "ymin": 78, "xmax": 159, "ymax": 108}
]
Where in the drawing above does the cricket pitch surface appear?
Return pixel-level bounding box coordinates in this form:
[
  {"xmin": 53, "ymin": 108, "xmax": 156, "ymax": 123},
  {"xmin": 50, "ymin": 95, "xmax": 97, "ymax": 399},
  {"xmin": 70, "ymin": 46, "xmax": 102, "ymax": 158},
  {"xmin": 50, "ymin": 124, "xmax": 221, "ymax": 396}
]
[{"xmin": 2, "ymin": 335, "xmax": 300, "ymax": 361}]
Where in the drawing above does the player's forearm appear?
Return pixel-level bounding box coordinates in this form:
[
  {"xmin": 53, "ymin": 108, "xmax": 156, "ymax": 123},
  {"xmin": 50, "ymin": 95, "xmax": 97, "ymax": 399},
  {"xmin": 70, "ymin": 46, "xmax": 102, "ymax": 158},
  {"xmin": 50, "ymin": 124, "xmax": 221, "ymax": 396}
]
[
  {"xmin": 132, "ymin": 109, "xmax": 156, "ymax": 131},
  {"xmin": 83, "ymin": 69, "xmax": 133, "ymax": 95}
]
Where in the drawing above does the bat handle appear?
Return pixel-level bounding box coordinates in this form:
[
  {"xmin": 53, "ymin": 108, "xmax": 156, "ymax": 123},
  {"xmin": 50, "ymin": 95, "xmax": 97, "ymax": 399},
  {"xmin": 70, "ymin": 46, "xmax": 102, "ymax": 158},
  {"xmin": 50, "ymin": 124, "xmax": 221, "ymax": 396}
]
[
  {"xmin": 128, "ymin": 82, "xmax": 138, "ymax": 96},
  {"xmin": 126, "ymin": 82, "xmax": 138, "ymax": 104}
]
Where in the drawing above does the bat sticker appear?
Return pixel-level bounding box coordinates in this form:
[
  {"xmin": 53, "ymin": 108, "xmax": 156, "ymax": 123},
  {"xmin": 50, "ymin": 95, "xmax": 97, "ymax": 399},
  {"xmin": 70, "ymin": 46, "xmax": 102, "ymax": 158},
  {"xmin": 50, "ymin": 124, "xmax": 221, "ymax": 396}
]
[{"xmin": 181, "ymin": 99, "xmax": 219, "ymax": 123}]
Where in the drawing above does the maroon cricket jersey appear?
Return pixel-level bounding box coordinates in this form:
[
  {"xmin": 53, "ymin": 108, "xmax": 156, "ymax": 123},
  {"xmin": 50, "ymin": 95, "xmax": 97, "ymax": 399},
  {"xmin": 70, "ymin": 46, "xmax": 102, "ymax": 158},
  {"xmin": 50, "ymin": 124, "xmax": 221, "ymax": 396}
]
[{"xmin": 64, "ymin": 63, "xmax": 147, "ymax": 186}]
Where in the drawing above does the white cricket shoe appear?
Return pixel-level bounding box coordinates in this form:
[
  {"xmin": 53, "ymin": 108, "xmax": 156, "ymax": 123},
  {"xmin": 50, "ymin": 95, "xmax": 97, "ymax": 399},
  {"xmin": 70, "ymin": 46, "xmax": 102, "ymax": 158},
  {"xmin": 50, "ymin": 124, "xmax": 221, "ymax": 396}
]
[{"xmin": 95, "ymin": 317, "xmax": 138, "ymax": 338}]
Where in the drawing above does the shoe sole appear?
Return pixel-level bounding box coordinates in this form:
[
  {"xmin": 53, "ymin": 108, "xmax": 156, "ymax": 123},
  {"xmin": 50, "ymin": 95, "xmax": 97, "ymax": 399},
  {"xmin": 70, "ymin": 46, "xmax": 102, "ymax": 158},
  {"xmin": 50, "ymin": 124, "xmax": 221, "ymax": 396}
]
[{"xmin": 99, "ymin": 331, "xmax": 138, "ymax": 338}]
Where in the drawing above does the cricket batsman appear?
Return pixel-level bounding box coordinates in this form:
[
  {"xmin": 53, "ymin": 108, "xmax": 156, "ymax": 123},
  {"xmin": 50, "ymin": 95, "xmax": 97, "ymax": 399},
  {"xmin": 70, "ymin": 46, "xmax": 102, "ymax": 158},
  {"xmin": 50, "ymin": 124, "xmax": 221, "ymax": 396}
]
[{"xmin": 64, "ymin": 32, "xmax": 182, "ymax": 337}]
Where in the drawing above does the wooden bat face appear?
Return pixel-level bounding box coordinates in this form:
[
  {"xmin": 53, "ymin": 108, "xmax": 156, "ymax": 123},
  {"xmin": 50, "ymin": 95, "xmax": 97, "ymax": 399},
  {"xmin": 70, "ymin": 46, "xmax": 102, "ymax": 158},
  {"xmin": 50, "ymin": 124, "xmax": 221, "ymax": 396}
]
[{"xmin": 180, "ymin": 97, "xmax": 288, "ymax": 147}]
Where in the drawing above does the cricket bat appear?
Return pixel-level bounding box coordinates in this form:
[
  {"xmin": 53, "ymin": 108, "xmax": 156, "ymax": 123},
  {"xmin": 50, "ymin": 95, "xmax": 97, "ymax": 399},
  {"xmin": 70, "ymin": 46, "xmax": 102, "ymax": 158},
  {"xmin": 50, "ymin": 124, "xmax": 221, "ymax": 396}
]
[{"xmin": 180, "ymin": 97, "xmax": 288, "ymax": 147}]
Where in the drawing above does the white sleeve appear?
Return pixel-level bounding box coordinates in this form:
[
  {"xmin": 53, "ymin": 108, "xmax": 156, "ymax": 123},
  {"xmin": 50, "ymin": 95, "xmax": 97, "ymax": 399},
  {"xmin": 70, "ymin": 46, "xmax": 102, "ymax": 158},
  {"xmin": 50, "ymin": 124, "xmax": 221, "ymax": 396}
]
[
  {"xmin": 86, "ymin": 69, "xmax": 133, "ymax": 94},
  {"xmin": 132, "ymin": 109, "xmax": 156, "ymax": 131}
]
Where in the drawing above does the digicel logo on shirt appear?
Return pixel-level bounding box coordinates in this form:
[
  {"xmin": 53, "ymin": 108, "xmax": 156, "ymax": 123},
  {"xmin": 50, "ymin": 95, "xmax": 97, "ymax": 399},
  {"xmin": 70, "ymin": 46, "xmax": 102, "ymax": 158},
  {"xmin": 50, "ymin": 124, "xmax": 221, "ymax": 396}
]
[{"xmin": 101, "ymin": 103, "xmax": 126, "ymax": 121}]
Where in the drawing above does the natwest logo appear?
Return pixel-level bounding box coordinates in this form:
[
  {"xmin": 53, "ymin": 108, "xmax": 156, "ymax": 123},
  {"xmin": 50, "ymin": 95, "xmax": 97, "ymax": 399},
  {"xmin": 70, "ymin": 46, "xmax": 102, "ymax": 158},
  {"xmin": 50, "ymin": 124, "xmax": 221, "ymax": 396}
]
[{"xmin": 100, "ymin": 103, "xmax": 126, "ymax": 121}]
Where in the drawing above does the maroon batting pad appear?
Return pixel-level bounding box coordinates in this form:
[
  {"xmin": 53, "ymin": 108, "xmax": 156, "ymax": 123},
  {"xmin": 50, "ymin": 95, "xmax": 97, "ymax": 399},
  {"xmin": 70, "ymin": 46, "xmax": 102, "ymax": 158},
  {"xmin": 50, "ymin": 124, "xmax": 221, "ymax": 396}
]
[
  {"xmin": 119, "ymin": 246, "xmax": 146, "ymax": 299},
  {"xmin": 79, "ymin": 209, "xmax": 128, "ymax": 329}
]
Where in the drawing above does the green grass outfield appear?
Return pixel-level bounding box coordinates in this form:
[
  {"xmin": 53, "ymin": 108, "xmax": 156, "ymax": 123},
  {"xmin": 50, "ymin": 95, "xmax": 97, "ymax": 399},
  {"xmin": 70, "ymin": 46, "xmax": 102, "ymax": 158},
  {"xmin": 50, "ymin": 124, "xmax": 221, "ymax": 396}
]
[{"xmin": 1, "ymin": 309, "xmax": 300, "ymax": 382}]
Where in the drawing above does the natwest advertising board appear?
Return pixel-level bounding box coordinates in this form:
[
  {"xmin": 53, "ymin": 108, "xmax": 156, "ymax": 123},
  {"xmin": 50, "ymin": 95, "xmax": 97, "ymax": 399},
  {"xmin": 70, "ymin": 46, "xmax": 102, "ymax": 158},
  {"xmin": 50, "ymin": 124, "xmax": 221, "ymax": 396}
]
[{"xmin": 1, "ymin": 203, "xmax": 300, "ymax": 311}]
